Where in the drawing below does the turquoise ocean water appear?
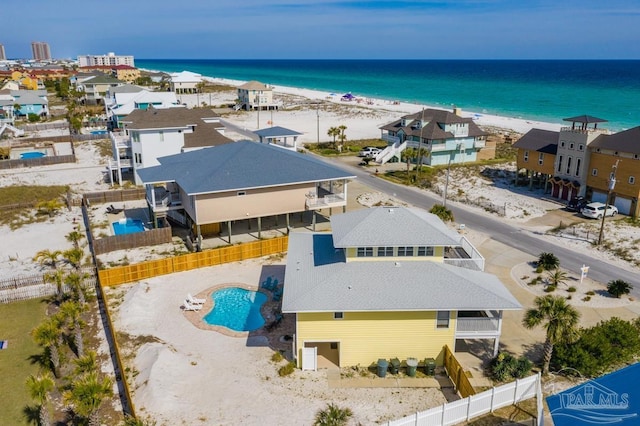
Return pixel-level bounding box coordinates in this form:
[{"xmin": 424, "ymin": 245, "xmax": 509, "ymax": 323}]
[{"xmin": 137, "ymin": 60, "xmax": 640, "ymax": 131}]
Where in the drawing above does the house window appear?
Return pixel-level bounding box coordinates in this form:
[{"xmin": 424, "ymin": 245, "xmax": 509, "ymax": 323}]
[
  {"xmin": 629, "ymin": 176, "xmax": 635, "ymax": 185},
  {"xmin": 557, "ymin": 156, "xmax": 563, "ymax": 172},
  {"xmin": 357, "ymin": 247, "xmax": 374, "ymax": 257},
  {"xmin": 132, "ymin": 132, "xmax": 140, "ymax": 143},
  {"xmin": 560, "ymin": 141, "xmax": 566, "ymax": 148},
  {"xmin": 579, "ymin": 144, "xmax": 584, "ymax": 151},
  {"xmin": 523, "ymin": 151, "xmax": 529, "ymax": 162},
  {"xmin": 538, "ymin": 153, "xmax": 544, "ymax": 165},
  {"xmin": 398, "ymin": 246, "xmax": 414, "ymax": 256},
  {"xmin": 237, "ymin": 191, "xmax": 246, "ymax": 196},
  {"xmin": 569, "ymin": 142, "xmax": 574, "ymax": 149},
  {"xmin": 575, "ymin": 158, "xmax": 581, "ymax": 177},
  {"xmin": 334, "ymin": 312, "xmax": 344, "ymax": 320},
  {"xmin": 592, "ymin": 168, "xmax": 598, "ymax": 176},
  {"xmin": 159, "ymin": 131, "xmax": 164, "ymax": 142},
  {"xmin": 417, "ymin": 246, "xmax": 434, "ymax": 256},
  {"xmin": 436, "ymin": 311, "xmax": 450, "ymax": 329},
  {"xmin": 566, "ymin": 157, "xmax": 572, "ymax": 174},
  {"xmin": 377, "ymin": 247, "xmax": 394, "ymax": 257}
]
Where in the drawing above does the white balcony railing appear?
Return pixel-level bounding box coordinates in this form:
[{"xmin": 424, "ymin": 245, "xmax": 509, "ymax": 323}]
[
  {"xmin": 456, "ymin": 317, "xmax": 500, "ymax": 335},
  {"xmin": 430, "ymin": 143, "xmax": 448, "ymax": 152},
  {"xmin": 474, "ymin": 139, "xmax": 486, "ymax": 148},
  {"xmin": 306, "ymin": 193, "xmax": 346, "ymax": 209},
  {"xmin": 381, "ymin": 134, "xmax": 400, "ymax": 144}
]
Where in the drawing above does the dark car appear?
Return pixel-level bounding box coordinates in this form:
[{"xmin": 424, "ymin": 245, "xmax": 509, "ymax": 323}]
[{"xmin": 566, "ymin": 196, "xmax": 588, "ymax": 212}]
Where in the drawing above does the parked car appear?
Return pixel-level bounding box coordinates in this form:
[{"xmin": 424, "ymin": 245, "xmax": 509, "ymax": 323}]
[
  {"xmin": 581, "ymin": 202, "xmax": 618, "ymax": 219},
  {"xmin": 566, "ymin": 196, "xmax": 588, "ymax": 212},
  {"xmin": 358, "ymin": 147, "xmax": 381, "ymax": 158}
]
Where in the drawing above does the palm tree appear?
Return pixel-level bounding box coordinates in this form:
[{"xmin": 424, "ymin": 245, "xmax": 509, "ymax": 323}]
[
  {"xmin": 327, "ymin": 127, "xmax": 340, "ymax": 149},
  {"xmin": 74, "ymin": 350, "xmax": 98, "ymax": 375},
  {"xmin": 522, "ymin": 295, "xmax": 580, "ymax": 375},
  {"xmin": 25, "ymin": 372, "xmax": 55, "ymax": 426},
  {"xmin": 314, "ymin": 403, "xmax": 353, "ymax": 426},
  {"xmin": 537, "ymin": 252, "xmax": 559, "ymax": 271},
  {"xmin": 337, "ymin": 125, "xmax": 347, "ymax": 150},
  {"xmin": 44, "ymin": 269, "xmax": 67, "ymax": 304},
  {"xmin": 402, "ymin": 147, "xmax": 416, "ymax": 183},
  {"xmin": 64, "ymin": 372, "xmax": 113, "ymax": 426},
  {"xmin": 63, "ymin": 248, "xmax": 84, "ymax": 271},
  {"xmin": 546, "ymin": 268, "xmax": 568, "ymax": 288},
  {"xmin": 32, "ymin": 317, "xmax": 64, "ymax": 377},
  {"xmin": 430, "ymin": 204, "xmax": 454, "ymax": 222},
  {"xmin": 36, "ymin": 199, "xmax": 64, "ymax": 218},
  {"xmin": 65, "ymin": 272, "xmax": 89, "ymax": 304},
  {"xmin": 60, "ymin": 300, "xmax": 87, "ymax": 356},
  {"xmin": 607, "ymin": 279, "xmax": 632, "ymax": 298},
  {"xmin": 33, "ymin": 249, "xmax": 62, "ymax": 270},
  {"xmin": 414, "ymin": 145, "xmax": 429, "ymax": 181},
  {"xmin": 65, "ymin": 231, "xmax": 84, "ymax": 249}
]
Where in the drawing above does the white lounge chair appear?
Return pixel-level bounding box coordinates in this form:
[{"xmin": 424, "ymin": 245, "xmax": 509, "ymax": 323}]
[
  {"xmin": 187, "ymin": 293, "xmax": 206, "ymax": 305},
  {"xmin": 183, "ymin": 300, "xmax": 202, "ymax": 311}
]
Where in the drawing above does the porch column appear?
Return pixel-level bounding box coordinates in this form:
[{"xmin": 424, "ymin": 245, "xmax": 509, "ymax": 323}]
[
  {"xmin": 196, "ymin": 225, "xmax": 202, "ymax": 252},
  {"xmin": 528, "ymin": 171, "xmax": 533, "ymax": 190},
  {"xmin": 493, "ymin": 311, "xmax": 503, "ymax": 357},
  {"xmin": 149, "ymin": 185, "xmax": 156, "ymax": 209},
  {"xmin": 312, "ymin": 210, "xmax": 316, "ymax": 231},
  {"xmin": 286, "ymin": 213, "xmax": 290, "ymax": 234},
  {"xmin": 227, "ymin": 221, "xmax": 232, "ymax": 244},
  {"xmin": 343, "ymin": 179, "xmax": 348, "ymax": 213},
  {"xmin": 258, "ymin": 216, "xmax": 262, "ymax": 239}
]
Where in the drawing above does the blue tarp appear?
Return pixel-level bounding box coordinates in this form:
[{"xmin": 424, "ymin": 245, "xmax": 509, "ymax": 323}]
[{"xmin": 546, "ymin": 363, "xmax": 640, "ymax": 425}]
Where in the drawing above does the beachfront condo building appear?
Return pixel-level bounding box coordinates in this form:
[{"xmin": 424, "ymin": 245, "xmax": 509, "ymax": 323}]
[
  {"xmin": 282, "ymin": 207, "xmax": 521, "ymax": 370},
  {"xmin": 31, "ymin": 42, "xmax": 51, "ymax": 61},
  {"xmin": 377, "ymin": 108, "xmax": 488, "ymax": 166},
  {"xmin": 77, "ymin": 52, "xmax": 135, "ymax": 67},
  {"xmin": 110, "ymin": 107, "xmax": 232, "ymax": 186},
  {"xmin": 237, "ymin": 81, "xmax": 280, "ymax": 112}
]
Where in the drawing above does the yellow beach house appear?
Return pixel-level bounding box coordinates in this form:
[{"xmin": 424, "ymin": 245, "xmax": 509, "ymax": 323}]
[{"xmin": 282, "ymin": 207, "xmax": 521, "ymax": 370}]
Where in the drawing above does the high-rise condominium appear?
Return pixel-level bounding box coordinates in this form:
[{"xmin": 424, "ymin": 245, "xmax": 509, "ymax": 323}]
[{"xmin": 31, "ymin": 41, "xmax": 52, "ymax": 61}]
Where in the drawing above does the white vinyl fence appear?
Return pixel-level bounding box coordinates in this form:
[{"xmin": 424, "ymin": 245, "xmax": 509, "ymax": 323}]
[{"xmin": 387, "ymin": 373, "xmax": 542, "ymax": 426}]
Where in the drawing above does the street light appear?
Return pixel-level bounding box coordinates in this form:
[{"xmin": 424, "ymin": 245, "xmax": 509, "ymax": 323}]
[{"xmin": 597, "ymin": 160, "xmax": 619, "ymax": 245}]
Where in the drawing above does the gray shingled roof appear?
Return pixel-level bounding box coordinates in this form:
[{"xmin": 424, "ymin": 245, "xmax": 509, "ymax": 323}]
[
  {"xmin": 590, "ymin": 126, "xmax": 640, "ymax": 155},
  {"xmin": 122, "ymin": 107, "xmax": 220, "ymax": 130},
  {"xmin": 137, "ymin": 141, "xmax": 356, "ymax": 194},
  {"xmin": 255, "ymin": 126, "xmax": 302, "ymax": 138},
  {"xmin": 513, "ymin": 129, "xmax": 559, "ymax": 154},
  {"xmin": 379, "ymin": 108, "xmax": 488, "ymax": 140},
  {"xmin": 331, "ymin": 207, "xmax": 462, "ymax": 248},
  {"xmin": 183, "ymin": 122, "xmax": 233, "ymax": 148},
  {"xmin": 282, "ymin": 232, "xmax": 521, "ymax": 313}
]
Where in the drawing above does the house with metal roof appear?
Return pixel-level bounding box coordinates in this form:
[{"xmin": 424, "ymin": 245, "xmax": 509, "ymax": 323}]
[
  {"xmin": 254, "ymin": 126, "xmax": 303, "ymax": 151},
  {"xmin": 282, "ymin": 207, "xmax": 521, "ymax": 370},
  {"xmin": 108, "ymin": 107, "xmax": 232, "ymax": 186},
  {"xmin": 236, "ymin": 80, "xmax": 280, "ymax": 112},
  {"xmin": 136, "ymin": 141, "xmax": 356, "ymax": 250},
  {"xmin": 377, "ymin": 107, "xmax": 489, "ymax": 166},
  {"xmin": 587, "ymin": 126, "xmax": 640, "ymax": 217},
  {"xmin": 169, "ymin": 71, "xmax": 202, "ymax": 94},
  {"xmin": 513, "ymin": 128, "xmax": 558, "ymax": 191}
]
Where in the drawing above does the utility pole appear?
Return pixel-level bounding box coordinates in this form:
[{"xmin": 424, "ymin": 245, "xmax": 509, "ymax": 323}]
[
  {"xmin": 598, "ymin": 160, "xmax": 619, "ymax": 245},
  {"xmin": 316, "ymin": 105, "xmax": 320, "ymax": 143}
]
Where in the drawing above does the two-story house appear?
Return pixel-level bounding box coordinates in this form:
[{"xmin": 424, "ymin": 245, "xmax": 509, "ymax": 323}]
[
  {"xmin": 237, "ymin": 81, "xmax": 280, "ymax": 112},
  {"xmin": 105, "ymin": 85, "xmax": 180, "ymax": 129},
  {"xmin": 10, "ymin": 89, "xmax": 49, "ymax": 117},
  {"xmin": 136, "ymin": 141, "xmax": 356, "ymax": 250},
  {"xmin": 513, "ymin": 129, "xmax": 558, "ymax": 191},
  {"xmin": 282, "ymin": 207, "xmax": 521, "ymax": 370},
  {"xmin": 77, "ymin": 74, "xmax": 124, "ymax": 105},
  {"xmin": 169, "ymin": 71, "xmax": 202, "ymax": 94},
  {"xmin": 587, "ymin": 126, "xmax": 640, "ymax": 217},
  {"xmin": 377, "ymin": 108, "xmax": 488, "ymax": 166},
  {"xmin": 109, "ymin": 107, "xmax": 232, "ymax": 186},
  {"xmin": 551, "ymin": 115, "xmax": 608, "ymax": 201}
]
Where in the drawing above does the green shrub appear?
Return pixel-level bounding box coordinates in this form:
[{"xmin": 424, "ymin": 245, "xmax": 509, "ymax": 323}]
[
  {"xmin": 490, "ymin": 352, "xmax": 533, "ymax": 382},
  {"xmin": 544, "ymin": 285, "xmax": 556, "ymax": 293},
  {"xmin": 586, "ymin": 291, "xmax": 595, "ymax": 296},
  {"xmin": 537, "ymin": 252, "xmax": 560, "ymax": 271},
  {"xmin": 535, "ymin": 265, "xmax": 544, "ymax": 274},
  {"xmin": 271, "ymin": 351, "xmax": 284, "ymax": 363},
  {"xmin": 278, "ymin": 361, "xmax": 296, "ymax": 376},
  {"xmin": 567, "ymin": 286, "xmax": 577, "ymax": 293},
  {"xmin": 314, "ymin": 403, "xmax": 353, "ymax": 426},
  {"xmin": 552, "ymin": 317, "xmax": 640, "ymax": 377},
  {"xmin": 607, "ymin": 279, "xmax": 632, "ymax": 298},
  {"xmin": 582, "ymin": 296, "xmax": 591, "ymax": 302},
  {"xmin": 429, "ymin": 204, "xmax": 454, "ymax": 222}
]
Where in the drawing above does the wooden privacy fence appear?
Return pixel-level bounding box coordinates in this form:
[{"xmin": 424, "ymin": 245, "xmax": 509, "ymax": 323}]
[
  {"xmin": 443, "ymin": 344, "xmax": 476, "ymax": 398},
  {"xmin": 0, "ymin": 268, "xmax": 97, "ymax": 303},
  {"xmin": 83, "ymin": 188, "xmax": 146, "ymax": 205},
  {"xmin": 0, "ymin": 154, "xmax": 76, "ymax": 170},
  {"xmin": 387, "ymin": 373, "xmax": 541, "ymax": 426},
  {"xmin": 99, "ymin": 236, "xmax": 288, "ymax": 286},
  {"xmin": 93, "ymin": 226, "xmax": 172, "ymax": 255}
]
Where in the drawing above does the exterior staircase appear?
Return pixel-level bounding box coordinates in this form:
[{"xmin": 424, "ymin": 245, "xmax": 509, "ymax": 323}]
[{"xmin": 375, "ymin": 141, "xmax": 406, "ymax": 165}]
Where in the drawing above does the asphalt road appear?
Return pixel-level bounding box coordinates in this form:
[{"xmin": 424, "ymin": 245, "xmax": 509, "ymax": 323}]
[{"xmin": 320, "ymin": 156, "xmax": 640, "ymax": 294}]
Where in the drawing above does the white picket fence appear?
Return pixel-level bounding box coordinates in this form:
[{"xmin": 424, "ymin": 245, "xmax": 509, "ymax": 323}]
[{"xmin": 387, "ymin": 373, "xmax": 543, "ymax": 426}]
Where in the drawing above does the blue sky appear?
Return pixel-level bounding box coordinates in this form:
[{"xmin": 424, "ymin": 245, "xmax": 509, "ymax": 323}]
[{"xmin": 3, "ymin": 0, "xmax": 639, "ymax": 60}]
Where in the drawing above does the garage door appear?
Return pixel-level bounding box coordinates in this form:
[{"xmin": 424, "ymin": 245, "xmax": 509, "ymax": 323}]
[
  {"xmin": 613, "ymin": 197, "xmax": 632, "ymax": 215},
  {"xmin": 591, "ymin": 191, "xmax": 607, "ymax": 204}
]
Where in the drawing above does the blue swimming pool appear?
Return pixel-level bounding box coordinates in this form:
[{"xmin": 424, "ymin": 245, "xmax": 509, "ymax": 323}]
[
  {"xmin": 112, "ymin": 218, "xmax": 145, "ymax": 235},
  {"xmin": 203, "ymin": 288, "xmax": 267, "ymax": 332},
  {"xmin": 20, "ymin": 151, "xmax": 46, "ymax": 159},
  {"xmin": 90, "ymin": 130, "xmax": 107, "ymax": 135}
]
